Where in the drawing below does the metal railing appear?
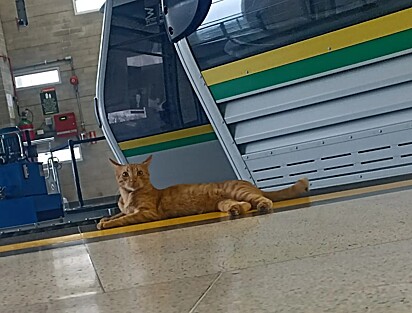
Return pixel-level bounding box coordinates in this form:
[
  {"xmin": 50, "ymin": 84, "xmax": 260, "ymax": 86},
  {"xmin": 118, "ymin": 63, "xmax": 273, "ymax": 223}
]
[{"xmin": 51, "ymin": 136, "xmax": 106, "ymax": 208}]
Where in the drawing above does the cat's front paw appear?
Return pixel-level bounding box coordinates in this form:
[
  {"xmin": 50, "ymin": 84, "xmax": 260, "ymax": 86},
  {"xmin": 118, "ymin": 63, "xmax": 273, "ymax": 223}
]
[
  {"xmin": 96, "ymin": 221, "xmax": 106, "ymax": 230},
  {"xmin": 97, "ymin": 216, "xmax": 111, "ymax": 230},
  {"xmin": 228, "ymin": 202, "xmax": 251, "ymax": 217},
  {"xmin": 228, "ymin": 207, "xmax": 240, "ymax": 217}
]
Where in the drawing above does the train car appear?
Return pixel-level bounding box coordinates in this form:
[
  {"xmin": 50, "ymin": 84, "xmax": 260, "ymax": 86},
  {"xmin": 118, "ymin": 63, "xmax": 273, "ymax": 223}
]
[
  {"xmin": 96, "ymin": 0, "xmax": 237, "ymax": 188},
  {"xmin": 172, "ymin": 0, "xmax": 412, "ymax": 190},
  {"xmin": 98, "ymin": 0, "xmax": 412, "ymax": 192}
]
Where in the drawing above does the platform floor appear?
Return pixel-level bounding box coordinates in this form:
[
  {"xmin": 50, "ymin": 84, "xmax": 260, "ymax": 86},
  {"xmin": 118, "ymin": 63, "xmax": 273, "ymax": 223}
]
[{"xmin": 1, "ymin": 180, "xmax": 412, "ymax": 312}]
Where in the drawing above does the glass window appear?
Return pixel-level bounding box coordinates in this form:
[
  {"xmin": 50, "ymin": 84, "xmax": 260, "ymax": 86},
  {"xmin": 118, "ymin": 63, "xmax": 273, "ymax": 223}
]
[
  {"xmin": 73, "ymin": 0, "xmax": 105, "ymax": 14},
  {"xmin": 188, "ymin": 0, "xmax": 412, "ymax": 71},
  {"xmin": 103, "ymin": 0, "xmax": 208, "ymax": 143},
  {"xmin": 15, "ymin": 69, "xmax": 60, "ymax": 89}
]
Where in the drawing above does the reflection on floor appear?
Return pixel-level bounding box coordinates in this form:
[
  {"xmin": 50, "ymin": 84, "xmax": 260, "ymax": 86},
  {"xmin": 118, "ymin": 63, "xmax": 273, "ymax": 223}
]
[{"xmin": 1, "ymin": 181, "xmax": 412, "ymax": 312}]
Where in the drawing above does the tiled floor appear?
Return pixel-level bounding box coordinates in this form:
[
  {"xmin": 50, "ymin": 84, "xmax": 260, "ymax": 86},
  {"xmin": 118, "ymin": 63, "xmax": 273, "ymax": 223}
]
[{"xmin": 1, "ymin": 189, "xmax": 412, "ymax": 312}]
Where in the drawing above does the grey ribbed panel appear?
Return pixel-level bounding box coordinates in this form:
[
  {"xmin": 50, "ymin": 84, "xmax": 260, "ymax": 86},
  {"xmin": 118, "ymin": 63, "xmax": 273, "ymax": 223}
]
[{"xmin": 221, "ymin": 52, "xmax": 412, "ymax": 190}]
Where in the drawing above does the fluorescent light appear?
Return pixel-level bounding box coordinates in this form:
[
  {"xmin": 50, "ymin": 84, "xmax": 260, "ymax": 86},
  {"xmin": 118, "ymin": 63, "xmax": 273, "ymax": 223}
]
[
  {"xmin": 15, "ymin": 69, "xmax": 60, "ymax": 89},
  {"xmin": 74, "ymin": 0, "xmax": 105, "ymax": 14},
  {"xmin": 38, "ymin": 146, "xmax": 82, "ymax": 164}
]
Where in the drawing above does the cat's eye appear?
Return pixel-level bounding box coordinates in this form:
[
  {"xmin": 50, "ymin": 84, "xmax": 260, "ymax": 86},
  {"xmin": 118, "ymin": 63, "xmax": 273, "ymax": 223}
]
[
  {"xmin": 122, "ymin": 172, "xmax": 129, "ymax": 177},
  {"xmin": 137, "ymin": 170, "xmax": 144, "ymax": 176}
]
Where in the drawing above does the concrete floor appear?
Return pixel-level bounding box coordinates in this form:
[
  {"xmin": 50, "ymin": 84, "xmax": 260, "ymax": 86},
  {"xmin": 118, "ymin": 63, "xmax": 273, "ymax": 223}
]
[{"xmin": 1, "ymin": 188, "xmax": 412, "ymax": 312}]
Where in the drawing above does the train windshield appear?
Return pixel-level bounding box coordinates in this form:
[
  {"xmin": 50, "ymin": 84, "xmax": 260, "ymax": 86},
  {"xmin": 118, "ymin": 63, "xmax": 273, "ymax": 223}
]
[
  {"xmin": 103, "ymin": 0, "xmax": 208, "ymax": 143},
  {"xmin": 187, "ymin": 0, "xmax": 412, "ymax": 71}
]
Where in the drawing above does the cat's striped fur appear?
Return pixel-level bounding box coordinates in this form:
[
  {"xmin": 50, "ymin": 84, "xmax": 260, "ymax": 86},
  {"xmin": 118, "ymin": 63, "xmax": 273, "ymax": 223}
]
[{"xmin": 97, "ymin": 155, "xmax": 309, "ymax": 230}]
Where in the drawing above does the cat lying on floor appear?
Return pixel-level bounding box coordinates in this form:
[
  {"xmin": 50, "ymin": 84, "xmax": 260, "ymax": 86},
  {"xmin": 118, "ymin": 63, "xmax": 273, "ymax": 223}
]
[{"xmin": 97, "ymin": 156, "xmax": 309, "ymax": 230}]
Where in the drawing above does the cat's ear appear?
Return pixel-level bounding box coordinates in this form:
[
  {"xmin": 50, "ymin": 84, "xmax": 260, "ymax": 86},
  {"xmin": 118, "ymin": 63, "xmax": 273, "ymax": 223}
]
[
  {"xmin": 142, "ymin": 155, "xmax": 153, "ymax": 166},
  {"xmin": 109, "ymin": 158, "xmax": 122, "ymax": 167}
]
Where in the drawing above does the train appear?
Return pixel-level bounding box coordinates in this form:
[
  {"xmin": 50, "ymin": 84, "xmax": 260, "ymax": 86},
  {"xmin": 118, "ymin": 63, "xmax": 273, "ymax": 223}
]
[{"xmin": 97, "ymin": 0, "xmax": 412, "ymax": 191}]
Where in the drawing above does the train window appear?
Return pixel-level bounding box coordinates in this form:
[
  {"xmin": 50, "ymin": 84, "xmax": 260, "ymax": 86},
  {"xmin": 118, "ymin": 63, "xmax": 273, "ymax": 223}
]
[
  {"xmin": 188, "ymin": 0, "xmax": 412, "ymax": 71},
  {"xmin": 103, "ymin": 0, "xmax": 208, "ymax": 143}
]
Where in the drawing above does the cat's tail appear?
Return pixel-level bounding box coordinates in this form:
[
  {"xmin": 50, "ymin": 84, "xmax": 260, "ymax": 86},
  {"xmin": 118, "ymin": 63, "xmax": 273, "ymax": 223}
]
[{"xmin": 262, "ymin": 177, "xmax": 309, "ymax": 202}]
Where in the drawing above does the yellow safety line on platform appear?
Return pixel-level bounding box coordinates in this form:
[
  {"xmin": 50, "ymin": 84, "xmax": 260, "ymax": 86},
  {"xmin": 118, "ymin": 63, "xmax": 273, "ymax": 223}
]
[
  {"xmin": 202, "ymin": 7, "xmax": 412, "ymax": 86},
  {"xmin": 0, "ymin": 234, "xmax": 83, "ymax": 254},
  {"xmin": 0, "ymin": 212, "xmax": 228, "ymax": 254},
  {"xmin": 80, "ymin": 212, "xmax": 228, "ymax": 239},
  {"xmin": 2, "ymin": 179, "xmax": 412, "ymax": 254}
]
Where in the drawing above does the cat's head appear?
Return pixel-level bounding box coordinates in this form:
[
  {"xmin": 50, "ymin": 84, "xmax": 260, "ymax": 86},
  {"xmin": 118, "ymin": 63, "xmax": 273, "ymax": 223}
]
[{"xmin": 109, "ymin": 155, "xmax": 153, "ymax": 191}]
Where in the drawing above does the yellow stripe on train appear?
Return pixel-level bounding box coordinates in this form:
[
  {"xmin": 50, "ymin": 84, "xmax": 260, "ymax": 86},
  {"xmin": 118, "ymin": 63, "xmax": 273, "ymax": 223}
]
[{"xmin": 118, "ymin": 124, "xmax": 214, "ymax": 151}]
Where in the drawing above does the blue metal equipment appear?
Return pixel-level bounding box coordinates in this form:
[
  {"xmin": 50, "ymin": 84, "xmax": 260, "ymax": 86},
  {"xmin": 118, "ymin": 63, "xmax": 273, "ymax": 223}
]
[{"xmin": 0, "ymin": 127, "xmax": 63, "ymax": 229}]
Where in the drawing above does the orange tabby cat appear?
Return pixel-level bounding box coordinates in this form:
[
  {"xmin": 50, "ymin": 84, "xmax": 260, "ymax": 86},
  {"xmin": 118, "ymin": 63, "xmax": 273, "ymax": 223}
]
[{"xmin": 97, "ymin": 155, "xmax": 309, "ymax": 230}]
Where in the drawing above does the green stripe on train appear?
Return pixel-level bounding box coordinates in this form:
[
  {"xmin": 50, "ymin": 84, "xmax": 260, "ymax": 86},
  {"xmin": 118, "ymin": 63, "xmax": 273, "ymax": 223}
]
[
  {"xmin": 122, "ymin": 132, "xmax": 218, "ymax": 157},
  {"xmin": 210, "ymin": 28, "xmax": 412, "ymax": 101}
]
